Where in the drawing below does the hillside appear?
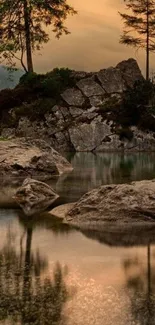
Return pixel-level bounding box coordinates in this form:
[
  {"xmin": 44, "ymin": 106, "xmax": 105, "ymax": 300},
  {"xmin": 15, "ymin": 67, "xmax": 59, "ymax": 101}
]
[{"xmin": 0, "ymin": 66, "xmax": 24, "ymax": 90}]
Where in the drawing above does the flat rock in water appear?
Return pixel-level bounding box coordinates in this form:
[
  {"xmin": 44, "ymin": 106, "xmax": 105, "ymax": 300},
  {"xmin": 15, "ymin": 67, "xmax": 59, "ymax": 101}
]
[
  {"xmin": 0, "ymin": 139, "xmax": 73, "ymax": 179},
  {"xmin": 65, "ymin": 180, "xmax": 155, "ymax": 227},
  {"xmin": 50, "ymin": 203, "xmax": 75, "ymax": 219},
  {"xmin": 15, "ymin": 178, "xmax": 59, "ymax": 216}
]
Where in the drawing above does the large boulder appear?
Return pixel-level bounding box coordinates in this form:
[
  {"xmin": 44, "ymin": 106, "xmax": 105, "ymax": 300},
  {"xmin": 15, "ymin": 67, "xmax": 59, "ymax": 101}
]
[
  {"xmin": 96, "ymin": 67, "xmax": 126, "ymax": 93},
  {"xmin": 116, "ymin": 58, "xmax": 143, "ymax": 87},
  {"xmin": 76, "ymin": 77, "xmax": 105, "ymax": 97},
  {"xmin": 65, "ymin": 180, "xmax": 155, "ymax": 227},
  {"xmin": 69, "ymin": 121, "xmax": 113, "ymax": 151},
  {"xmin": 61, "ymin": 88, "xmax": 85, "ymax": 107},
  {"xmin": 0, "ymin": 139, "xmax": 72, "ymax": 179},
  {"xmin": 15, "ymin": 178, "xmax": 59, "ymax": 215}
]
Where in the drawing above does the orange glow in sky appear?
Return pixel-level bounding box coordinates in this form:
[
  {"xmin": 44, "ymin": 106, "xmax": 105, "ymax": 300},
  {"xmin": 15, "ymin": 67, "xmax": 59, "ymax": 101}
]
[{"xmin": 33, "ymin": 0, "xmax": 154, "ymax": 76}]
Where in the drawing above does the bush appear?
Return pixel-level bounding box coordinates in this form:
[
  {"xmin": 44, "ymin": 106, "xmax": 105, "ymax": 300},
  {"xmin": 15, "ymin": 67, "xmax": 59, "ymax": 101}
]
[
  {"xmin": 14, "ymin": 98, "xmax": 57, "ymax": 121},
  {"xmin": 120, "ymin": 79, "xmax": 155, "ymax": 126},
  {"xmin": 19, "ymin": 68, "xmax": 75, "ymax": 98},
  {"xmin": 41, "ymin": 68, "xmax": 75, "ymax": 97},
  {"xmin": 116, "ymin": 127, "xmax": 134, "ymax": 141}
]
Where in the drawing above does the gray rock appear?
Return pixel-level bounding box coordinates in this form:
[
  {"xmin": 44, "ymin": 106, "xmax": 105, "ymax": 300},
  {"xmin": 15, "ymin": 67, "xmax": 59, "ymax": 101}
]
[
  {"xmin": 61, "ymin": 88, "xmax": 85, "ymax": 107},
  {"xmin": 97, "ymin": 67, "xmax": 126, "ymax": 93},
  {"xmin": 65, "ymin": 180, "xmax": 155, "ymax": 227},
  {"xmin": 50, "ymin": 203, "xmax": 75, "ymax": 219},
  {"xmin": 116, "ymin": 58, "xmax": 143, "ymax": 87},
  {"xmin": 89, "ymin": 96, "xmax": 105, "ymax": 107},
  {"xmin": 69, "ymin": 121, "xmax": 112, "ymax": 151},
  {"xmin": 77, "ymin": 77, "xmax": 105, "ymax": 97},
  {"xmin": 1, "ymin": 128, "xmax": 15, "ymax": 139},
  {"xmin": 59, "ymin": 107, "xmax": 70, "ymax": 118},
  {"xmin": 69, "ymin": 107, "xmax": 83, "ymax": 117},
  {"xmin": 0, "ymin": 139, "xmax": 73, "ymax": 179},
  {"xmin": 70, "ymin": 70, "xmax": 93, "ymax": 80},
  {"xmin": 15, "ymin": 178, "xmax": 59, "ymax": 216}
]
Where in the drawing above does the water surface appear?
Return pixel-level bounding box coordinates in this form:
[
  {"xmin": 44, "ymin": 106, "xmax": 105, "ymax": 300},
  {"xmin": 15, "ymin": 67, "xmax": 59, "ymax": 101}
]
[{"xmin": 1, "ymin": 152, "xmax": 155, "ymax": 325}]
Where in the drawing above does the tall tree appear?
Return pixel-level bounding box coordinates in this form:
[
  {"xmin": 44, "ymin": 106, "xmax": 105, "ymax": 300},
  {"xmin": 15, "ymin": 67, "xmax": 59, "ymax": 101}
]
[
  {"xmin": 0, "ymin": 0, "xmax": 77, "ymax": 72},
  {"xmin": 119, "ymin": 0, "xmax": 155, "ymax": 80}
]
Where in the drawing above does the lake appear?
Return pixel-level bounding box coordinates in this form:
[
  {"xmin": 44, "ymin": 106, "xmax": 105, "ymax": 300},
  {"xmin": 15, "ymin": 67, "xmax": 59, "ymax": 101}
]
[{"xmin": 0, "ymin": 152, "xmax": 155, "ymax": 325}]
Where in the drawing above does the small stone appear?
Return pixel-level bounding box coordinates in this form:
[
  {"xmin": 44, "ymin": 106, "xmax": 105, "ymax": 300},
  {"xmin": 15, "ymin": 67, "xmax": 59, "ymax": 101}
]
[
  {"xmin": 15, "ymin": 178, "xmax": 59, "ymax": 216},
  {"xmin": 69, "ymin": 107, "xmax": 83, "ymax": 117}
]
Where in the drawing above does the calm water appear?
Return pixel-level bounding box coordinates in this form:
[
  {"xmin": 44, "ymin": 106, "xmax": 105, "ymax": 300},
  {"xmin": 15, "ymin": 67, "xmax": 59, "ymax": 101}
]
[{"xmin": 1, "ymin": 152, "xmax": 155, "ymax": 325}]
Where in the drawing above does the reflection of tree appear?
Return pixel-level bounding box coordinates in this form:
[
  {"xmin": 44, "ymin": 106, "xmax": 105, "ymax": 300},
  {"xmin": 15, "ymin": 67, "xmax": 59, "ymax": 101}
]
[
  {"xmin": 0, "ymin": 224, "xmax": 70, "ymax": 325},
  {"xmin": 123, "ymin": 244, "xmax": 155, "ymax": 325}
]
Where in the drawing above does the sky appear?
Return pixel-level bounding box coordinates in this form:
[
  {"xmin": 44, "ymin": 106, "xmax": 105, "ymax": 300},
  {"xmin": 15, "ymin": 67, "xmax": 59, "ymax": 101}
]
[{"xmin": 33, "ymin": 0, "xmax": 154, "ymax": 76}]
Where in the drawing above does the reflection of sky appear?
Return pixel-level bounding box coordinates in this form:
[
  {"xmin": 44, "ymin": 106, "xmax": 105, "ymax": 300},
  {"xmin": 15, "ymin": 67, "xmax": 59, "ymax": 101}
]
[
  {"xmin": 0, "ymin": 215, "xmax": 152, "ymax": 325},
  {"xmin": 31, "ymin": 0, "xmax": 155, "ymax": 76}
]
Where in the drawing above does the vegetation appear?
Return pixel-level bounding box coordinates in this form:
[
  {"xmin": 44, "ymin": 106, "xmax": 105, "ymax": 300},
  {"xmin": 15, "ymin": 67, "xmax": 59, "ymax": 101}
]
[
  {"xmin": 119, "ymin": 0, "xmax": 155, "ymax": 80},
  {"xmin": 0, "ymin": 67, "xmax": 75, "ymax": 125},
  {"xmin": 0, "ymin": 0, "xmax": 77, "ymax": 72}
]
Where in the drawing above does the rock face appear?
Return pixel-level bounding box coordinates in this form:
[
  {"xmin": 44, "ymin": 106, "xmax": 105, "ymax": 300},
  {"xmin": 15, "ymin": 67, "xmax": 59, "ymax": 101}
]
[
  {"xmin": 0, "ymin": 139, "xmax": 72, "ymax": 179},
  {"xmin": 97, "ymin": 68, "xmax": 126, "ymax": 93},
  {"xmin": 116, "ymin": 58, "xmax": 143, "ymax": 87},
  {"xmin": 65, "ymin": 180, "xmax": 155, "ymax": 227},
  {"xmin": 15, "ymin": 178, "xmax": 59, "ymax": 215},
  {"xmin": 61, "ymin": 88, "xmax": 85, "ymax": 107},
  {"xmin": 2, "ymin": 58, "xmax": 149, "ymax": 153},
  {"xmin": 77, "ymin": 77, "xmax": 105, "ymax": 97}
]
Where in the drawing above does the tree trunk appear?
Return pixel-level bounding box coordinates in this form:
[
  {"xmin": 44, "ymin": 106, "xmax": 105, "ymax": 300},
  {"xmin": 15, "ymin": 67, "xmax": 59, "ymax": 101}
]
[
  {"xmin": 146, "ymin": 0, "xmax": 149, "ymax": 80},
  {"xmin": 23, "ymin": 0, "xmax": 34, "ymax": 72}
]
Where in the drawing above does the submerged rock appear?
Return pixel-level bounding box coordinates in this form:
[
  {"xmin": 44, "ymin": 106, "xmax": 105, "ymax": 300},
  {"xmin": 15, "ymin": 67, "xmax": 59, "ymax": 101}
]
[
  {"xmin": 15, "ymin": 178, "xmax": 59, "ymax": 216},
  {"xmin": 65, "ymin": 180, "xmax": 155, "ymax": 227},
  {"xmin": 0, "ymin": 139, "xmax": 73, "ymax": 179}
]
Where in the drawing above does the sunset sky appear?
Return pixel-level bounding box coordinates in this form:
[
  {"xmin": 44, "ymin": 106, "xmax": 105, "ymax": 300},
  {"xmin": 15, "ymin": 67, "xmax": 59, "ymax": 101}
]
[{"xmin": 33, "ymin": 0, "xmax": 154, "ymax": 76}]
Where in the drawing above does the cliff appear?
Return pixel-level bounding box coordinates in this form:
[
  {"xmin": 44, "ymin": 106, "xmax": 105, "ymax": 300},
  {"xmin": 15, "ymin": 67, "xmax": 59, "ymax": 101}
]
[{"xmin": 1, "ymin": 58, "xmax": 155, "ymax": 152}]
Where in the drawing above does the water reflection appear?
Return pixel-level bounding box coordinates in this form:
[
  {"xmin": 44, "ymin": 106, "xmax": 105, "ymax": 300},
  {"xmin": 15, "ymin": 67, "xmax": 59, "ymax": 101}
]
[
  {"xmin": 54, "ymin": 152, "xmax": 155, "ymax": 202},
  {"xmin": 0, "ymin": 218, "xmax": 71, "ymax": 325},
  {"xmin": 1, "ymin": 152, "xmax": 155, "ymax": 206},
  {"xmin": 123, "ymin": 244, "xmax": 155, "ymax": 325}
]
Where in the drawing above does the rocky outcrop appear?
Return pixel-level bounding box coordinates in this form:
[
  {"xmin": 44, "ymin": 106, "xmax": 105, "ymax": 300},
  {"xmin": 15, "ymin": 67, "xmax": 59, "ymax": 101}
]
[
  {"xmin": 64, "ymin": 180, "xmax": 155, "ymax": 227},
  {"xmin": 97, "ymin": 68, "xmax": 126, "ymax": 93},
  {"xmin": 116, "ymin": 58, "xmax": 143, "ymax": 87},
  {"xmin": 0, "ymin": 139, "xmax": 72, "ymax": 179},
  {"xmin": 61, "ymin": 88, "xmax": 85, "ymax": 107},
  {"xmin": 1, "ymin": 58, "xmax": 149, "ymax": 152},
  {"xmin": 15, "ymin": 178, "xmax": 59, "ymax": 215}
]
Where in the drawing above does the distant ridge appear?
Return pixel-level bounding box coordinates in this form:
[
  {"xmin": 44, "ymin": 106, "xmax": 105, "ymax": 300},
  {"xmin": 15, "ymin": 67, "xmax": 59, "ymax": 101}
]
[{"xmin": 0, "ymin": 66, "xmax": 24, "ymax": 90}]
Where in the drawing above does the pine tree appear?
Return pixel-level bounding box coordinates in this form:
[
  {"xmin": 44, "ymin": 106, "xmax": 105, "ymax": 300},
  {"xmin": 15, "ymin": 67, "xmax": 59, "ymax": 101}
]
[
  {"xmin": 0, "ymin": 0, "xmax": 77, "ymax": 72},
  {"xmin": 119, "ymin": 0, "xmax": 155, "ymax": 80}
]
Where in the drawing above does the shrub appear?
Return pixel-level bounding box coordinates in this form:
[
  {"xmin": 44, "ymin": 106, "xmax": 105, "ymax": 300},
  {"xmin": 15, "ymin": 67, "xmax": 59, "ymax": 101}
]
[
  {"xmin": 41, "ymin": 68, "xmax": 75, "ymax": 97},
  {"xmin": 14, "ymin": 98, "xmax": 56, "ymax": 121},
  {"xmin": 116, "ymin": 127, "xmax": 134, "ymax": 141},
  {"xmin": 120, "ymin": 79, "xmax": 155, "ymax": 126},
  {"xmin": 19, "ymin": 68, "xmax": 75, "ymax": 98}
]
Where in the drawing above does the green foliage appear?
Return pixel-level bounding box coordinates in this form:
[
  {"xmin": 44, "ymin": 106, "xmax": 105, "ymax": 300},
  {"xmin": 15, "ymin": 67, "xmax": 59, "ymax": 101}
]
[
  {"xmin": 119, "ymin": 0, "xmax": 155, "ymax": 79},
  {"xmin": 116, "ymin": 127, "xmax": 134, "ymax": 141},
  {"xmin": 0, "ymin": 0, "xmax": 77, "ymax": 71},
  {"xmin": 41, "ymin": 68, "xmax": 75, "ymax": 97},
  {"xmin": 19, "ymin": 68, "xmax": 74, "ymax": 98},
  {"xmin": 14, "ymin": 98, "xmax": 57, "ymax": 121},
  {"xmin": 19, "ymin": 72, "xmax": 43, "ymax": 85},
  {"xmin": 121, "ymin": 79, "xmax": 155, "ymax": 126}
]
